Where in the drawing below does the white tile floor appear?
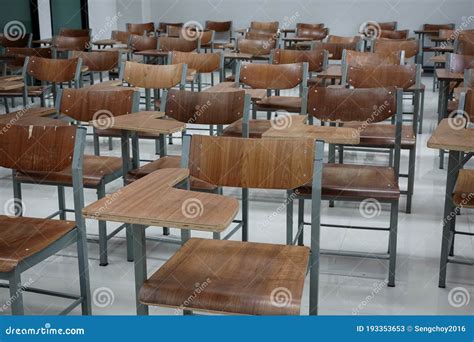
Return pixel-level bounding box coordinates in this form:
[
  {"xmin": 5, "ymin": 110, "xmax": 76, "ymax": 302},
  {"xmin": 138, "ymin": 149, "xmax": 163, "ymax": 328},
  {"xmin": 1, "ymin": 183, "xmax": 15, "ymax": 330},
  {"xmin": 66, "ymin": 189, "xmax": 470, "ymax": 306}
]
[{"xmin": 0, "ymin": 74, "xmax": 472, "ymax": 316}]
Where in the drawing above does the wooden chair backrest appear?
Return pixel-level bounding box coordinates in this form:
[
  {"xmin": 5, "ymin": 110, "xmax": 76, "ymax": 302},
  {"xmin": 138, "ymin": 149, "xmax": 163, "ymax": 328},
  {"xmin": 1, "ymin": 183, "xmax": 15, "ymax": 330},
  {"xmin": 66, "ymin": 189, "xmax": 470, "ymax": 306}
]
[
  {"xmin": 327, "ymin": 35, "xmax": 360, "ymax": 44},
  {"xmin": 296, "ymin": 27, "xmax": 328, "ymax": 41},
  {"xmin": 465, "ymin": 69, "xmax": 474, "ymax": 87},
  {"xmin": 158, "ymin": 36, "xmax": 198, "ymax": 52},
  {"xmin": 53, "ymin": 35, "xmax": 89, "ymax": 51},
  {"xmin": 0, "ymin": 33, "xmax": 31, "ymax": 48},
  {"xmin": 373, "ymin": 39, "xmax": 419, "ymax": 58},
  {"xmin": 27, "ymin": 56, "xmax": 79, "ymax": 82},
  {"xmin": 245, "ymin": 30, "xmax": 276, "ymax": 41},
  {"xmin": 59, "ymin": 28, "xmax": 91, "ymax": 37},
  {"xmin": 423, "ymin": 23, "xmax": 455, "ymax": 31},
  {"xmin": 158, "ymin": 22, "xmax": 183, "ymax": 31},
  {"xmin": 456, "ymin": 34, "xmax": 474, "ymax": 56},
  {"xmin": 112, "ymin": 30, "xmax": 131, "ymax": 44},
  {"xmin": 129, "ymin": 34, "xmax": 158, "ymax": 52},
  {"xmin": 346, "ymin": 63, "xmax": 416, "ymax": 90},
  {"xmin": 296, "ymin": 23, "xmax": 325, "ymax": 30},
  {"xmin": 126, "ymin": 22, "xmax": 155, "ymax": 35},
  {"xmin": 344, "ymin": 50, "xmax": 401, "ymax": 65},
  {"xmin": 71, "ymin": 50, "xmax": 119, "ymax": 72},
  {"xmin": 447, "ymin": 53, "xmax": 474, "ymax": 73},
  {"xmin": 438, "ymin": 29, "xmax": 455, "ymax": 40},
  {"xmin": 314, "ymin": 41, "xmax": 358, "ymax": 60},
  {"xmin": 171, "ymin": 51, "xmax": 221, "ymax": 73},
  {"xmin": 378, "ymin": 21, "xmax": 398, "ymax": 31},
  {"xmin": 272, "ymin": 48, "xmax": 325, "ymax": 72},
  {"xmin": 166, "ymin": 25, "xmax": 182, "ymax": 38},
  {"xmin": 308, "ymin": 86, "xmax": 397, "ymax": 123},
  {"xmin": 5, "ymin": 47, "xmax": 52, "ymax": 68},
  {"xmin": 250, "ymin": 21, "xmax": 279, "ymax": 33},
  {"xmin": 0, "ymin": 124, "xmax": 76, "ymax": 172},
  {"xmin": 124, "ymin": 61, "xmax": 185, "ymax": 89},
  {"xmin": 237, "ymin": 38, "xmax": 275, "ymax": 56},
  {"xmin": 205, "ymin": 21, "xmax": 232, "ymax": 32},
  {"xmin": 239, "ymin": 62, "xmax": 305, "ymax": 89},
  {"xmin": 188, "ymin": 135, "xmax": 314, "ymax": 189},
  {"xmin": 165, "ymin": 88, "xmax": 246, "ymax": 125},
  {"xmin": 380, "ymin": 30, "xmax": 409, "ymax": 39},
  {"xmin": 59, "ymin": 87, "xmax": 136, "ymax": 122},
  {"xmin": 199, "ymin": 30, "xmax": 214, "ymax": 45}
]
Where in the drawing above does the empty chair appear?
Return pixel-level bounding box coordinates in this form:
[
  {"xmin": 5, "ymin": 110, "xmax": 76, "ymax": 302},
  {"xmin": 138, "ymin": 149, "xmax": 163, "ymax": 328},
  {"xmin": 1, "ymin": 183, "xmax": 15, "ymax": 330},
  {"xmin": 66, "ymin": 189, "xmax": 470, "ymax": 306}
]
[
  {"xmin": 112, "ymin": 30, "xmax": 132, "ymax": 44},
  {"xmin": 380, "ymin": 30, "xmax": 409, "ymax": 39},
  {"xmin": 343, "ymin": 49, "xmax": 402, "ymax": 66},
  {"xmin": 296, "ymin": 23, "xmax": 325, "ymax": 30},
  {"xmin": 313, "ymin": 39, "xmax": 361, "ymax": 60},
  {"xmin": 71, "ymin": 50, "xmax": 121, "ymax": 84},
  {"xmin": 296, "ymin": 27, "xmax": 328, "ymax": 41},
  {"xmin": 373, "ymin": 39, "xmax": 419, "ymax": 60},
  {"xmin": 126, "ymin": 22, "xmax": 155, "ymax": 35},
  {"xmin": 0, "ymin": 123, "xmax": 91, "ymax": 315},
  {"xmin": 139, "ymin": 135, "xmax": 325, "ymax": 315},
  {"xmin": 205, "ymin": 20, "xmax": 232, "ymax": 49},
  {"xmin": 423, "ymin": 23, "xmax": 455, "ymax": 31},
  {"xmin": 250, "ymin": 21, "xmax": 279, "ymax": 33},
  {"xmin": 236, "ymin": 38, "xmax": 276, "ymax": 59},
  {"xmin": 157, "ymin": 22, "xmax": 183, "ymax": 34},
  {"xmin": 52, "ymin": 35, "xmax": 90, "ymax": 54},
  {"xmin": 378, "ymin": 21, "xmax": 398, "ymax": 31},
  {"xmin": 293, "ymin": 86, "xmax": 403, "ymax": 287},
  {"xmin": 0, "ymin": 33, "xmax": 32, "ymax": 48},
  {"xmin": 4, "ymin": 47, "xmax": 52, "ymax": 73},
  {"xmin": 129, "ymin": 34, "xmax": 158, "ymax": 60},
  {"xmin": 158, "ymin": 36, "xmax": 200, "ymax": 52}
]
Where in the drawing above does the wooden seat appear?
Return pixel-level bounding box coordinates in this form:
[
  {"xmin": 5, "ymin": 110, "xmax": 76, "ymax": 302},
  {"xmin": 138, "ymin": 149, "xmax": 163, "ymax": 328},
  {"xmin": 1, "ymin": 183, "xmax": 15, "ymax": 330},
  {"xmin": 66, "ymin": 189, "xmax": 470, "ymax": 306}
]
[
  {"xmin": 297, "ymin": 163, "xmax": 400, "ymax": 200},
  {"xmin": 0, "ymin": 215, "xmax": 76, "ymax": 273},
  {"xmin": 125, "ymin": 156, "xmax": 217, "ymax": 191},
  {"xmin": 16, "ymin": 155, "xmax": 122, "ymax": 188},
  {"xmin": 222, "ymin": 119, "xmax": 271, "ymax": 138},
  {"xmin": 453, "ymin": 169, "xmax": 474, "ymax": 208},
  {"xmin": 140, "ymin": 238, "xmax": 309, "ymax": 315},
  {"xmin": 0, "ymin": 85, "xmax": 49, "ymax": 96}
]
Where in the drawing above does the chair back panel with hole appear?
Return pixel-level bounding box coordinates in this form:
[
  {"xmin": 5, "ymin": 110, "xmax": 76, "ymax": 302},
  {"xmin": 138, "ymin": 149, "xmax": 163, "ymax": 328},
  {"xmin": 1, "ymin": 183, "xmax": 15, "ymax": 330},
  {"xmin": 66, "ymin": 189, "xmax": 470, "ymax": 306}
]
[
  {"xmin": 308, "ymin": 86, "xmax": 397, "ymax": 123},
  {"xmin": 60, "ymin": 87, "xmax": 135, "ymax": 122},
  {"xmin": 0, "ymin": 124, "xmax": 76, "ymax": 172},
  {"xmin": 189, "ymin": 135, "xmax": 314, "ymax": 189}
]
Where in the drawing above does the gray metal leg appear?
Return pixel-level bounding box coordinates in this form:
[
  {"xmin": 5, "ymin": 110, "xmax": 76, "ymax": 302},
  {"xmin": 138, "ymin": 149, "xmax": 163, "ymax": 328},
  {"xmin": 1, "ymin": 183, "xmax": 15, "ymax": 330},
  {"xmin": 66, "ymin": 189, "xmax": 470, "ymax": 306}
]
[
  {"xmin": 328, "ymin": 144, "xmax": 335, "ymax": 207},
  {"xmin": 338, "ymin": 145, "xmax": 344, "ymax": 164},
  {"xmin": 181, "ymin": 229, "xmax": 191, "ymax": 245},
  {"xmin": 97, "ymin": 184, "xmax": 108, "ymax": 266},
  {"xmin": 438, "ymin": 80, "xmax": 449, "ymax": 169},
  {"xmin": 406, "ymin": 148, "xmax": 416, "ymax": 214},
  {"xmin": 126, "ymin": 225, "xmax": 134, "ymax": 262},
  {"xmin": 439, "ymin": 150, "xmax": 462, "ymax": 288},
  {"xmin": 12, "ymin": 177, "xmax": 22, "ymax": 216},
  {"xmin": 298, "ymin": 199, "xmax": 305, "ymax": 246},
  {"xmin": 108, "ymin": 137, "xmax": 113, "ymax": 151},
  {"xmin": 242, "ymin": 188, "xmax": 249, "ymax": 241},
  {"xmin": 252, "ymin": 106, "xmax": 257, "ymax": 120},
  {"xmin": 418, "ymin": 90, "xmax": 425, "ymax": 135},
  {"xmin": 388, "ymin": 201, "xmax": 399, "ymax": 287},
  {"xmin": 286, "ymin": 190, "xmax": 293, "ymax": 245},
  {"xmin": 58, "ymin": 186, "xmax": 66, "ymax": 220},
  {"xmin": 9, "ymin": 270, "xmax": 24, "ymax": 315},
  {"xmin": 93, "ymin": 132, "xmax": 100, "ymax": 156},
  {"xmin": 449, "ymin": 211, "xmax": 456, "ymax": 257},
  {"xmin": 132, "ymin": 224, "xmax": 149, "ymax": 315},
  {"xmin": 76, "ymin": 229, "xmax": 92, "ymax": 315},
  {"xmin": 212, "ymin": 232, "xmax": 221, "ymax": 240}
]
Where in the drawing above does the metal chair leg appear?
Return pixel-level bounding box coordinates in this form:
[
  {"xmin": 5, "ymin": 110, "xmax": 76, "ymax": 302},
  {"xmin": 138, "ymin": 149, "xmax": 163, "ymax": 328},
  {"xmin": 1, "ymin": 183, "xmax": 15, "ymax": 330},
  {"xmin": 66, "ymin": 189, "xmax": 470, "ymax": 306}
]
[
  {"xmin": 108, "ymin": 137, "xmax": 113, "ymax": 151},
  {"xmin": 418, "ymin": 90, "xmax": 425, "ymax": 135},
  {"xmin": 58, "ymin": 186, "xmax": 66, "ymax": 220},
  {"xmin": 242, "ymin": 188, "xmax": 249, "ymax": 241},
  {"xmin": 12, "ymin": 177, "xmax": 22, "ymax": 216},
  {"xmin": 126, "ymin": 225, "xmax": 134, "ymax": 262},
  {"xmin": 97, "ymin": 184, "xmax": 108, "ymax": 266},
  {"xmin": 9, "ymin": 270, "xmax": 24, "ymax": 315},
  {"xmin": 298, "ymin": 198, "xmax": 305, "ymax": 246},
  {"xmin": 388, "ymin": 201, "xmax": 399, "ymax": 287},
  {"xmin": 286, "ymin": 190, "xmax": 293, "ymax": 245}
]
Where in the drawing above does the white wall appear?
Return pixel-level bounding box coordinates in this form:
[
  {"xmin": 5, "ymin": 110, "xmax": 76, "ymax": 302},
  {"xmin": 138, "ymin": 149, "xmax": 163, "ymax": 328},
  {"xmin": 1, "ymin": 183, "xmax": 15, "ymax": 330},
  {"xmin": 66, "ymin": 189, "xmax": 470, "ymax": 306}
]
[
  {"xmin": 37, "ymin": 0, "xmax": 52, "ymax": 39},
  {"xmin": 87, "ymin": 0, "xmax": 474, "ymax": 37},
  {"xmin": 87, "ymin": 0, "xmax": 119, "ymax": 40}
]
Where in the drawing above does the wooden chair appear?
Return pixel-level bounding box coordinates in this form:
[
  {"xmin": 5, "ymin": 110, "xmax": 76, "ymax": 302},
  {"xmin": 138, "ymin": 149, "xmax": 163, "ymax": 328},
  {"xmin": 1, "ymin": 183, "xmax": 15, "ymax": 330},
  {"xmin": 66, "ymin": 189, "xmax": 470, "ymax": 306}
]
[
  {"xmin": 0, "ymin": 56, "xmax": 81, "ymax": 111},
  {"xmin": 129, "ymin": 34, "xmax": 158, "ymax": 60},
  {"xmin": 138, "ymin": 134, "xmax": 325, "ymax": 315},
  {"xmin": 158, "ymin": 36, "xmax": 200, "ymax": 53},
  {"xmin": 169, "ymin": 51, "xmax": 224, "ymax": 90},
  {"xmin": 296, "ymin": 27, "xmax": 328, "ymax": 42},
  {"xmin": 424, "ymin": 23, "xmax": 455, "ymax": 32},
  {"xmin": 21, "ymin": 87, "xmax": 137, "ymax": 266},
  {"xmin": 71, "ymin": 50, "xmax": 121, "ymax": 84},
  {"xmin": 3, "ymin": 47, "xmax": 52, "ymax": 74},
  {"xmin": 313, "ymin": 40, "xmax": 361, "ymax": 60},
  {"xmin": 112, "ymin": 30, "xmax": 131, "ymax": 44},
  {"xmin": 205, "ymin": 20, "xmax": 232, "ymax": 49},
  {"xmin": 59, "ymin": 28, "xmax": 91, "ymax": 37},
  {"xmin": 0, "ymin": 123, "xmax": 91, "ymax": 315},
  {"xmin": 236, "ymin": 38, "xmax": 276, "ymax": 59},
  {"xmin": 446, "ymin": 54, "xmax": 474, "ymax": 113},
  {"xmin": 271, "ymin": 48, "xmax": 327, "ymax": 86},
  {"xmin": 378, "ymin": 21, "xmax": 398, "ymax": 31},
  {"xmin": 341, "ymin": 63, "xmax": 423, "ymax": 213},
  {"xmin": 380, "ymin": 30, "xmax": 409, "ymax": 40},
  {"xmin": 296, "ymin": 23, "xmax": 325, "ymax": 30},
  {"xmin": 198, "ymin": 30, "xmax": 215, "ymax": 51},
  {"xmin": 235, "ymin": 61, "xmax": 308, "ymax": 119},
  {"xmin": 372, "ymin": 39, "xmax": 419, "ymax": 60},
  {"xmin": 0, "ymin": 33, "xmax": 32, "ymax": 49},
  {"xmin": 126, "ymin": 22, "xmax": 155, "ymax": 36},
  {"xmin": 343, "ymin": 49, "xmax": 402, "ymax": 66},
  {"xmin": 455, "ymin": 32, "xmax": 474, "ymax": 56},
  {"xmin": 293, "ymin": 86, "xmax": 403, "ymax": 287},
  {"xmin": 126, "ymin": 89, "xmax": 251, "ymax": 195},
  {"xmin": 52, "ymin": 35, "xmax": 90, "ymax": 56},
  {"xmin": 327, "ymin": 35, "xmax": 360, "ymax": 44},
  {"xmin": 250, "ymin": 21, "xmax": 279, "ymax": 33}
]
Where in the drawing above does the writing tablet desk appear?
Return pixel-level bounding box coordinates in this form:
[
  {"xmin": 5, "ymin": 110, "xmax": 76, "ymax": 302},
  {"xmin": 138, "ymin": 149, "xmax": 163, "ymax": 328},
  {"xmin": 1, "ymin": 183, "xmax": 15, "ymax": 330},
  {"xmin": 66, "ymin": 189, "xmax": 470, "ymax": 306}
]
[
  {"xmin": 0, "ymin": 78, "xmax": 24, "ymax": 91},
  {"xmin": 0, "ymin": 107, "xmax": 57, "ymax": 123},
  {"xmin": 427, "ymin": 119, "xmax": 474, "ymax": 287},
  {"xmin": 435, "ymin": 69, "xmax": 464, "ymax": 168},
  {"xmin": 92, "ymin": 39, "xmax": 125, "ymax": 49},
  {"xmin": 282, "ymin": 36, "xmax": 313, "ymax": 48},
  {"xmin": 83, "ymin": 168, "xmax": 239, "ymax": 315}
]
